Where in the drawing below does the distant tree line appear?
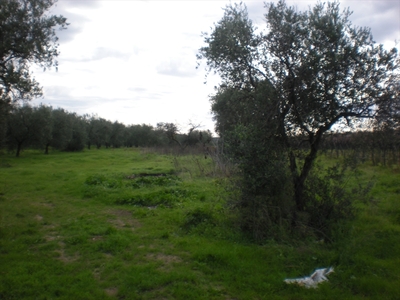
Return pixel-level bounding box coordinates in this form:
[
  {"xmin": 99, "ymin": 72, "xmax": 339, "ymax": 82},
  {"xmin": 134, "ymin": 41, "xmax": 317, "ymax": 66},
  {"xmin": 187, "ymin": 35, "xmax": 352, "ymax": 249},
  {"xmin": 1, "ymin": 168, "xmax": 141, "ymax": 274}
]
[
  {"xmin": 320, "ymin": 125, "xmax": 400, "ymax": 166},
  {"xmin": 2, "ymin": 103, "xmax": 213, "ymax": 157}
]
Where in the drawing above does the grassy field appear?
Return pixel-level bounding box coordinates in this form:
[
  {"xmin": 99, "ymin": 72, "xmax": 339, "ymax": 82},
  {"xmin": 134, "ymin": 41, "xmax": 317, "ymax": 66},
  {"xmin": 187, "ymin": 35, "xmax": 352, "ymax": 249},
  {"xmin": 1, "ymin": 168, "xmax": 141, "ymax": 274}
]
[{"xmin": 0, "ymin": 148, "xmax": 399, "ymax": 299}]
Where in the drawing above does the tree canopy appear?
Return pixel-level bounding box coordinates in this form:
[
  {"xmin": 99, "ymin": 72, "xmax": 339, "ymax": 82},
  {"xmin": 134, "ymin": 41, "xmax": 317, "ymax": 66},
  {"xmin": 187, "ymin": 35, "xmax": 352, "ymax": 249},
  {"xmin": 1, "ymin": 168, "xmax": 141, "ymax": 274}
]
[
  {"xmin": 0, "ymin": 0, "xmax": 68, "ymax": 102},
  {"xmin": 199, "ymin": 1, "xmax": 399, "ymax": 134}
]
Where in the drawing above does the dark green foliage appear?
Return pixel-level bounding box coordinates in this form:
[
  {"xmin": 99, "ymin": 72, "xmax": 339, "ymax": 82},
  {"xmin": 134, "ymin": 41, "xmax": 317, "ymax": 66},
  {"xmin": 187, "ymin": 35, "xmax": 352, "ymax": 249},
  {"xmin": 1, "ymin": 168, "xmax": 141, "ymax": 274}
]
[
  {"xmin": 224, "ymin": 124, "xmax": 294, "ymax": 241},
  {"xmin": 86, "ymin": 116, "xmax": 112, "ymax": 149},
  {"xmin": 125, "ymin": 124, "xmax": 161, "ymax": 148},
  {"xmin": 1, "ymin": 105, "xmax": 214, "ymax": 153},
  {"xmin": 128, "ymin": 174, "xmax": 181, "ymax": 188},
  {"xmin": 156, "ymin": 122, "xmax": 212, "ymax": 151},
  {"xmin": 302, "ymin": 163, "xmax": 356, "ymax": 240},
  {"xmin": 85, "ymin": 173, "xmax": 180, "ymax": 190},
  {"xmin": 63, "ymin": 114, "xmax": 87, "ymax": 151},
  {"xmin": 115, "ymin": 188, "xmax": 191, "ymax": 207},
  {"xmin": 6, "ymin": 104, "xmax": 52, "ymax": 156},
  {"xmin": 5, "ymin": 104, "xmax": 91, "ymax": 155},
  {"xmin": 84, "ymin": 171, "xmax": 188, "ymax": 207},
  {"xmin": 45, "ymin": 108, "xmax": 73, "ymax": 153},
  {"xmin": 183, "ymin": 207, "xmax": 216, "ymax": 232},
  {"xmin": 109, "ymin": 121, "xmax": 125, "ymax": 148},
  {"xmin": 85, "ymin": 173, "xmax": 122, "ymax": 189}
]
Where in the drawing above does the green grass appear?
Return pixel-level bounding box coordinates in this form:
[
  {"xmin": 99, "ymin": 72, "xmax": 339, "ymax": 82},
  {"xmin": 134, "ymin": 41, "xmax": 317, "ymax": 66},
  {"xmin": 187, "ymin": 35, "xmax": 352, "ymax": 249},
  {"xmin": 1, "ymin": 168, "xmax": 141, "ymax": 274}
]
[{"xmin": 0, "ymin": 148, "xmax": 399, "ymax": 299}]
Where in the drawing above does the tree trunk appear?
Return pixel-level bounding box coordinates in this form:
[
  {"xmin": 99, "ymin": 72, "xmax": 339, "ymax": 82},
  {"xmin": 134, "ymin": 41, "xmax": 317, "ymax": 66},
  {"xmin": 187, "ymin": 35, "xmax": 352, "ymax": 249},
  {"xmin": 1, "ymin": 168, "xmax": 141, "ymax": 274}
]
[
  {"xmin": 293, "ymin": 147, "xmax": 317, "ymax": 211},
  {"xmin": 291, "ymin": 130, "xmax": 323, "ymax": 220},
  {"xmin": 16, "ymin": 141, "xmax": 23, "ymax": 157},
  {"xmin": 44, "ymin": 143, "xmax": 50, "ymax": 155}
]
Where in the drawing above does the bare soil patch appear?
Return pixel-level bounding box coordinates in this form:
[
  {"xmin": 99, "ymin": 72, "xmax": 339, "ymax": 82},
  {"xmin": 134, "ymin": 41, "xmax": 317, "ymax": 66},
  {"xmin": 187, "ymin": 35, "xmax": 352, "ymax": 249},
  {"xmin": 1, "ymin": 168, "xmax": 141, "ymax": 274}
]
[
  {"xmin": 107, "ymin": 209, "xmax": 141, "ymax": 231},
  {"xmin": 146, "ymin": 253, "xmax": 183, "ymax": 271},
  {"xmin": 55, "ymin": 242, "xmax": 79, "ymax": 263},
  {"xmin": 105, "ymin": 287, "xmax": 118, "ymax": 297}
]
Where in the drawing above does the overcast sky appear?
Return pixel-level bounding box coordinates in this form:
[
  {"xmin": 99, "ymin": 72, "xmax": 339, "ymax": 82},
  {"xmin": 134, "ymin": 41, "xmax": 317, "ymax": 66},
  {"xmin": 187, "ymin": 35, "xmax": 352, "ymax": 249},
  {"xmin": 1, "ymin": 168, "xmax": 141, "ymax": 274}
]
[{"xmin": 31, "ymin": 0, "xmax": 400, "ymax": 134}]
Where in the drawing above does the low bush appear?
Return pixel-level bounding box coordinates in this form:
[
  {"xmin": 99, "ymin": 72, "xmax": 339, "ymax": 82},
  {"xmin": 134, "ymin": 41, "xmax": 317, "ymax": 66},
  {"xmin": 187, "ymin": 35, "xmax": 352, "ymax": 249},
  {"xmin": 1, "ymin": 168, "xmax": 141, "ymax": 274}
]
[
  {"xmin": 115, "ymin": 188, "xmax": 192, "ymax": 207},
  {"xmin": 182, "ymin": 207, "xmax": 216, "ymax": 232}
]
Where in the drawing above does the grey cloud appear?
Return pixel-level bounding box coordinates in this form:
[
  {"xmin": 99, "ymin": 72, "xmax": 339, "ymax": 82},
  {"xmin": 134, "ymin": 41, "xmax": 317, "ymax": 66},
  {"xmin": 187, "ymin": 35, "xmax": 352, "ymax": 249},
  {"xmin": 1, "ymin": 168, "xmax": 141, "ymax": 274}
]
[
  {"xmin": 40, "ymin": 85, "xmax": 104, "ymax": 111},
  {"xmin": 38, "ymin": 90, "xmax": 84, "ymax": 111},
  {"xmin": 345, "ymin": 0, "xmax": 400, "ymax": 44},
  {"xmin": 54, "ymin": 12, "xmax": 90, "ymax": 43},
  {"xmin": 157, "ymin": 59, "xmax": 197, "ymax": 78},
  {"xmin": 244, "ymin": 0, "xmax": 399, "ymax": 44},
  {"xmin": 56, "ymin": 0, "xmax": 102, "ymax": 9},
  {"xmin": 61, "ymin": 47, "xmax": 131, "ymax": 63},
  {"xmin": 49, "ymin": 1, "xmax": 101, "ymax": 44},
  {"xmin": 42, "ymin": 85, "xmax": 73, "ymax": 101},
  {"xmin": 245, "ymin": 1, "xmax": 313, "ymax": 25},
  {"xmin": 245, "ymin": 1, "xmax": 266, "ymax": 26}
]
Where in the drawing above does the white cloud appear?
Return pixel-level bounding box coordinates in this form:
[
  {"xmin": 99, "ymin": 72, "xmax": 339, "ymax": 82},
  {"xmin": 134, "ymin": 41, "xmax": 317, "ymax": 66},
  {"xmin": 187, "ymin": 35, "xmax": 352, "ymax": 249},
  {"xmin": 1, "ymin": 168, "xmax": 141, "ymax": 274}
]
[{"xmin": 157, "ymin": 57, "xmax": 197, "ymax": 77}]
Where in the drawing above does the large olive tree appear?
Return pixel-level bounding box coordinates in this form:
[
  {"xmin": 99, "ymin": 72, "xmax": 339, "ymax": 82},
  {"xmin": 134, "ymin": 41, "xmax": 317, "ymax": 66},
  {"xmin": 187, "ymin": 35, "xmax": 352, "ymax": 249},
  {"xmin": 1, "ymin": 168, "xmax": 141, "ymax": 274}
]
[{"xmin": 198, "ymin": 1, "xmax": 399, "ymax": 237}]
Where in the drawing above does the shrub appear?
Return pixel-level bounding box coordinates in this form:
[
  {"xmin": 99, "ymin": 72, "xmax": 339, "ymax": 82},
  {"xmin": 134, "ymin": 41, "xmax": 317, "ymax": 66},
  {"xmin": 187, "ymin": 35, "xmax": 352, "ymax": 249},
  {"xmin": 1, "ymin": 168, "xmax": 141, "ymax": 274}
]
[
  {"xmin": 115, "ymin": 188, "xmax": 191, "ymax": 207},
  {"xmin": 182, "ymin": 207, "xmax": 215, "ymax": 232}
]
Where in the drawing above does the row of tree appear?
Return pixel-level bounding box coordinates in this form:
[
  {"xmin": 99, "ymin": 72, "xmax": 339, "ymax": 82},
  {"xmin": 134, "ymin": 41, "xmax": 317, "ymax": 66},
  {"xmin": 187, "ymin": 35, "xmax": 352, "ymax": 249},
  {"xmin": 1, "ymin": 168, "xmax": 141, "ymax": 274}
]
[
  {"xmin": 321, "ymin": 128, "xmax": 400, "ymax": 166},
  {"xmin": 2, "ymin": 103, "xmax": 213, "ymax": 157}
]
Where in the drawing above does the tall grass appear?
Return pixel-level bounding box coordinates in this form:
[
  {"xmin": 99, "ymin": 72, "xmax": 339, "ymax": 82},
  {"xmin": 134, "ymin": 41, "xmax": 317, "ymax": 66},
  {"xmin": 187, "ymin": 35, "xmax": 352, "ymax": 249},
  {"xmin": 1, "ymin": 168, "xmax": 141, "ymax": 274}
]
[{"xmin": 0, "ymin": 148, "xmax": 399, "ymax": 299}]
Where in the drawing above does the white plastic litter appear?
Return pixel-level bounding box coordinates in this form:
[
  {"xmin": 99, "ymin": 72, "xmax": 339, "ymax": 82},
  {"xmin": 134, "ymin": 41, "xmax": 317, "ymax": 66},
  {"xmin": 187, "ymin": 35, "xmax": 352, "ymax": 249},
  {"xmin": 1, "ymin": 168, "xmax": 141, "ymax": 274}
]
[{"xmin": 284, "ymin": 267, "xmax": 334, "ymax": 288}]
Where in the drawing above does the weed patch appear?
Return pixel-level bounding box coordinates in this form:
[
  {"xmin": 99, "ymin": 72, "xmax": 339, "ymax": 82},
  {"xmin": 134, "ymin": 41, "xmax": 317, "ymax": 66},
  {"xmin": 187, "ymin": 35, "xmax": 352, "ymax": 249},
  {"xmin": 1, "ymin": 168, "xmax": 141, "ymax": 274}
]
[
  {"xmin": 127, "ymin": 173, "xmax": 181, "ymax": 188},
  {"xmin": 182, "ymin": 207, "xmax": 216, "ymax": 232},
  {"xmin": 115, "ymin": 187, "xmax": 192, "ymax": 207},
  {"xmin": 84, "ymin": 173, "xmax": 123, "ymax": 188}
]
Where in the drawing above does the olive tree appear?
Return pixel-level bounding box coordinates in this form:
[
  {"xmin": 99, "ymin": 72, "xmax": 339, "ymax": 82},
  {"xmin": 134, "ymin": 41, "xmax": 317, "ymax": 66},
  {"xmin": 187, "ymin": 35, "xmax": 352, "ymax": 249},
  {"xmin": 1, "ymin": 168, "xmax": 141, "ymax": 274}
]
[
  {"xmin": 0, "ymin": 0, "xmax": 68, "ymax": 145},
  {"xmin": 157, "ymin": 122, "xmax": 203, "ymax": 151},
  {"xmin": 6, "ymin": 104, "xmax": 51, "ymax": 156},
  {"xmin": 125, "ymin": 124, "xmax": 159, "ymax": 147},
  {"xmin": 198, "ymin": 1, "xmax": 399, "ymax": 237},
  {"xmin": 110, "ymin": 121, "xmax": 126, "ymax": 148},
  {"xmin": 44, "ymin": 108, "xmax": 73, "ymax": 154},
  {"xmin": 63, "ymin": 113, "xmax": 87, "ymax": 152},
  {"xmin": 88, "ymin": 117, "xmax": 112, "ymax": 149}
]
